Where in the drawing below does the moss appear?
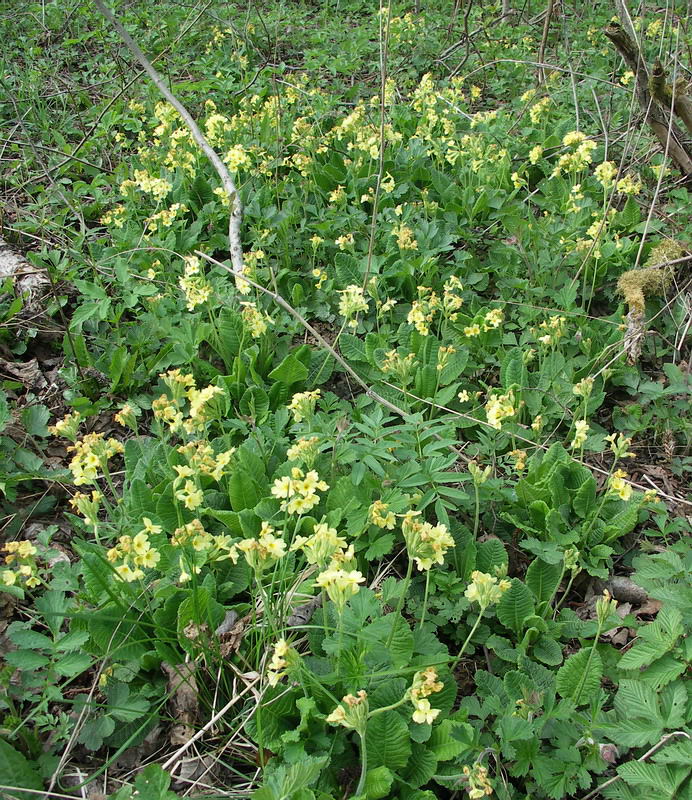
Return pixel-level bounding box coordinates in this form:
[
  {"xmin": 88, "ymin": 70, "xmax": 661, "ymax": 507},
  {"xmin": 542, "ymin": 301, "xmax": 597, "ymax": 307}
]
[{"xmin": 617, "ymin": 240, "xmax": 683, "ymax": 312}]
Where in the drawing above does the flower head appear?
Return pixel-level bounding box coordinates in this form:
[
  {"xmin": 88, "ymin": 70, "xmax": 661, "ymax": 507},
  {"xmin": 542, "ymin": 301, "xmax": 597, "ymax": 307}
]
[{"xmin": 464, "ymin": 571, "xmax": 511, "ymax": 610}]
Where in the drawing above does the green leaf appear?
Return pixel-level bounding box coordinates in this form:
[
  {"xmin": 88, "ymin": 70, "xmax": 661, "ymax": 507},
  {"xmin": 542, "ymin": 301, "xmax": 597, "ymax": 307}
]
[
  {"xmin": 21, "ymin": 404, "xmax": 50, "ymax": 437},
  {"xmin": 77, "ymin": 714, "xmax": 115, "ymax": 751},
  {"xmin": 239, "ymin": 386, "xmax": 270, "ymax": 423},
  {"xmin": 427, "ymin": 719, "xmax": 471, "ymax": 761},
  {"xmin": 525, "ymin": 559, "xmax": 562, "ymax": 605},
  {"xmin": 475, "ymin": 538, "xmax": 507, "ymax": 574},
  {"xmin": 252, "ymin": 755, "xmax": 328, "ymax": 800},
  {"xmin": 364, "ymin": 766, "xmax": 394, "ymax": 799},
  {"xmin": 53, "ymin": 652, "xmax": 92, "ymax": 678},
  {"xmin": 497, "ymin": 579, "xmax": 535, "ymax": 635},
  {"xmin": 403, "ymin": 743, "xmax": 437, "ymax": 788},
  {"xmin": 365, "ymin": 711, "xmax": 411, "ymax": 770},
  {"xmin": 228, "ymin": 471, "xmax": 262, "ymax": 511},
  {"xmin": 268, "ymin": 352, "xmax": 309, "ymax": 385},
  {"xmin": 555, "ymin": 648, "xmax": 602, "ymax": 706},
  {"xmin": 617, "ymin": 761, "xmax": 685, "ymax": 796},
  {"xmin": 340, "ymin": 333, "xmax": 368, "ymax": 362},
  {"xmin": 334, "ymin": 252, "xmax": 362, "ymax": 286},
  {"xmin": 573, "ymin": 476, "xmax": 597, "ymax": 518},
  {"xmin": 0, "ymin": 391, "xmax": 10, "ymax": 433},
  {"xmin": 132, "ymin": 764, "xmax": 179, "ymax": 800},
  {"xmin": 0, "ymin": 739, "xmax": 43, "ymax": 791}
]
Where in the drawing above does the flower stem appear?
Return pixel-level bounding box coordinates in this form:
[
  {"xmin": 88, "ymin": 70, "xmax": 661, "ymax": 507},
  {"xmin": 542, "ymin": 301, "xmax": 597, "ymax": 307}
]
[
  {"xmin": 354, "ymin": 730, "xmax": 368, "ymax": 797},
  {"xmin": 419, "ymin": 571, "xmax": 431, "ymax": 630},
  {"xmin": 451, "ymin": 609, "xmax": 484, "ymax": 666}
]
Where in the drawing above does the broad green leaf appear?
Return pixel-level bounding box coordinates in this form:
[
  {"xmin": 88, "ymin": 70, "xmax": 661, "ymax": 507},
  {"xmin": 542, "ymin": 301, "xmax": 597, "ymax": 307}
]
[
  {"xmin": 0, "ymin": 739, "xmax": 43, "ymax": 791},
  {"xmin": 268, "ymin": 352, "xmax": 309, "ymax": 385},
  {"xmin": 365, "ymin": 711, "xmax": 411, "ymax": 770},
  {"xmin": 497, "ymin": 579, "xmax": 535, "ymax": 635},
  {"xmin": 573, "ymin": 476, "xmax": 596, "ymax": 518},
  {"xmin": 364, "ymin": 766, "xmax": 394, "ymax": 799},
  {"xmin": 555, "ymin": 648, "xmax": 602, "ymax": 706},
  {"xmin": 476, "ymin": 538, "xmax": 508, "ymax": 574},
  {"xmin": 228, "ymin": 471, "xmax": 262, "ymax": 511},
  {"xmin": 427, "ymin": 719, "xmax": 472, "ymax": 761},
  {"xmin": 339, "ymin": 333, "xmax": 368, "ymax": 362},
  {"xmin": 77, "ymin": 714, "xmax": 115, "ymax": 750},
  {"xmin": 525, "ymin": 558, "xmax": 562, "ymax": 605},
  {"xmin": 403, "ymin": 743, "xmax": 437, "ymax": 788}
]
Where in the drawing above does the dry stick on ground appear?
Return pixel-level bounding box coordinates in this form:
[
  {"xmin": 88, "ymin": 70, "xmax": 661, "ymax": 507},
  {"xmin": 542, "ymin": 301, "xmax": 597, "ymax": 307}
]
[
  {"xmin": 650, "ymin": 59, "xmax": 692, "ymax": 136},
  {"xmin": 93, "ymin": 0, "xmax": 245, "ymax": 276},
  {"xmin": 604, "ymin": 22, "xmax": 692, "ymax": 177}
]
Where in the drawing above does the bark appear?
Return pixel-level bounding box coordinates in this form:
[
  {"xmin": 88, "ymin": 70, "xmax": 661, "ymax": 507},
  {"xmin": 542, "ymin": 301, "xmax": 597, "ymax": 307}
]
[
  {"xmin": 650, "ymin": 60, "xmax": 692, "ymax": 136},
  {"xmin": 604, "ymin": 22, "xmax": 692, "ymax": 178}
]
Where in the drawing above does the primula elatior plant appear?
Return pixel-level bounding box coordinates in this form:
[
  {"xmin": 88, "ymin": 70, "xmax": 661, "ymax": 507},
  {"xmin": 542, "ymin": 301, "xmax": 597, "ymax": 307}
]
[{"xmin": 1, "ymin": 1, "xmax": 691, "ymax": 799}]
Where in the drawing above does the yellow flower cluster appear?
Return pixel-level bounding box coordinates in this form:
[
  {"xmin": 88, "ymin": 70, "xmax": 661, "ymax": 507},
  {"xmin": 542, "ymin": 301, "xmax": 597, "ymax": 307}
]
[
  {"xmin": 107, "ymin": 519, "xmax": 162, "ymax": 582},
  {"xmin": 571, "ymin": 419, "xmax": 590, "ymax": 449},
  {"xmin": 100, "ymin": 205, "xmax": 127, "ymax": 229},
  {"xmin": 205, "ymin": 112, "xmax": 232, "ymax": 145},
  {"xmin": 48, "ymin": 411, "xmax": 81, "ymax": 442},
  {"xmin": 2, "ymin": 540, "xmax": 41, "ymax": 589},
  {"xmin": 401, "ymin": 511, "xmax": 455, "ymax": 571},
  {"xmin": 292, "ymin": 520, "xmax": 347, "ymax": 567},
  {"xmin": 326, "ymin": 690, "xmax": 369, "ymax": 733},
  {"xmin": 392, "ymin": 223, "xmax": 418, "ymax": 250},
  {"xmin": 271, "ymin": 467, "xmax": 328, "ymax": 514},
  {"xmin": 315, "ymin": 562, "xmax": 365, "ymax": 613},
  {"xmin": 128, "ymin": 169, "xmax": 173, "ymax": 202},
  {"xmin": 608, "ymin": 469, "xmax": 633, "ymax": 501},
  {"xmin": 179, "ymin": 254, "xmax": 213, "ymax": 310},
  {"xmin": 338, "ymin": 284, "xmax": 369, "ymax": 328},
  {"xmin": 234, "ymin": 248, "xmax": 264, "ymax": 295},
  {"xmin": 605, "ymin": 432, "xmax": 635, "ymax": 459},
  {"xmin": 437, "ymin": 345, "xmax": 456, "ymax": 371},
  {"xmin": 177, "ymin": 440, "xmax": 235, "ymax": 481},
  {"xmin": 114, "ymin": 404, "xmax": 137, "ymax": 430},
  {"xmin": 409, "ymin": 667, "xmax": 444, "ymax": 724},
  {"xmin": 462, "ymin": 762, "xmax": 494, "ymax": 799},
  {"xmin": 286, "ymin": 436, "xmax": 320, "ymax": 467},
  {"xmin": 536, "ymin": 315, "xmax": 566, "ymax": 346},
  {"xmin": 573, "ymin": 377, "xmax": 594, "ymax": 398},
  {"xmin": 237, "ymin": 522, "xmax": 287, "ymax": 572},
  {"xmin": 368, "ymin": 499, "xmax": 396, "ymax": 529},
  {"xmin": 224, "ymin": 143, "xmax": 251, "ymax": 171},
  {"xmin": 267, "ymin": 638, "xmax": 298, "ymax": 686},
  {"xmin": 442, "ymin": 275, "xmax": 464, "ymax": 320},
  {"xmin": 162, "ymin": 128, "xmax": 196, "ymax": 175},
  {"xmin": 594, "ymin": 160, "xmax": 617, "ymax": 188},
  {"xmin": 551, "ymin": 136, "xmax": 597, "ymax": 177},
  {"xmin": 464, "ymin": 570, "xmax": 511, "ymax": 610},
  {"xmin": 67, "ymin": 433, "xmax": 124, "ymax": 486},
  {"xmin": 380, "ymin": 350, "xmax": 416, "ymax": 384},
  {"xmin": 153, "ymin": 370, "xmax": 224, "ymax": 435},
  {"xmin": 529, "ymin": 96, "xmax": 551, "ymax": 124},
  {"xmin": 509, "ymin": 449, "xmax": 527, "ymax": 472},
  {"xmin": 288, "ymin": 389, "xmax": 320, "ymax": 423},
  {"xmin": 240, "ymin": 301, "xmax": 273, "ymax": 338},
  {"xmin": 616, "ymin": 174, "xmax": 642, "ymax": 195},
  {"xmin": 69, "ymin": 490, "xmax": 102, "ymax": 528},
  {"xmin": 146, "ymin": 203, "xmax": 187, "ymax": 231},
  {"xmin": 407, "ymin": 286, "xmax": 440, "ymax": 335},
  {"xmin": 529, "ymin": 145, "xmax": 543, "ymax": 164},
  {"xmin": 485, "ymin": 390, "xmax": 515, "ymax": 431},
  {"xmin": 170, "ymin": 519, "xmax": 237, "ymax": 580}
]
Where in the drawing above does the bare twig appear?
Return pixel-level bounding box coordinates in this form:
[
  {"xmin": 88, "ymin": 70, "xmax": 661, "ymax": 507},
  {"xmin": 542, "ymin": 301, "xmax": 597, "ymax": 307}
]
[
  {"xmin": 93, "ymin": 0, "xmax": 244, "ymax": 274},
  {"xmin": 581, "ymin": 731, "xmax": 691, "ymax": 800}
]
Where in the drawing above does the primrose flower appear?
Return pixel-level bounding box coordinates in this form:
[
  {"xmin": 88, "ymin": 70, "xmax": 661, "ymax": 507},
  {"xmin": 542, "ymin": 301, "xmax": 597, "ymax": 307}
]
[
  {"xmin": 175, "ymin": 480, "xmax": 204, "ymax": 510},
  {"xmin": 401, "ymin": 513, "xmax": 455, "ymax": 571},
  {"xmin": 573, "ymin": 377, "xmax": 594, "ymax": 398},
  {"xmin": 464, "ymin": 570, "xmax": 511, "ymax": 610},
  {"xmin": 412, "ymin": 698, "xmax": 441, "ymax": 725},
  {"xmin": 529, "ymin": 145, "xmax": 543, "ymax": 164},
  {"xmin": 291, "ymin": 521, "xmax": 347, "ymax": 567},
  {"xmin": 616, "ymin": 174, "xmax": 642, "ymax": 195},
  {"xmin": 462, "ymin": 763, "xmax": 493, "ymax": 799},
  {"xmin": 335, "ymin": 233, "xmax": 354, "ymax": 250},
  {"xmin": 286, "ymin": 436, "xmax": 320, "ymax": 467},
  {"xmin": 485, "ymin": 391, "xmax": 515, "ymax": 431},
  {"xmin": 48, "ymin": 411, "xmax": 81, "ymax": 442},
  {"xmin": 608, "ymin": 469, "xmax": 633, "ymax": 501},
  {"xmin": 596, "ymin": 589, "xmax": 618, "ymax": 626},
  {"xmin": 571, "ymin": 420, "xmax": 590, "ymax": 449},
  {"xmin": 326, "ymin": 690, "xmax": 369, "ymax": 734},
  {"xmin": 67, "ymin": 433, "xmax": 124, "ymax": 485},
  {"xmin": 315, "ymin": 566, "xmax": 365, "ymax": 613},
  {"xmin": 380, "ymin": 350, "xmax": 416, "ymax": 384},
  {"xmin": 407, "ymin": 287, "xmax": 440, "ymax": 335},
  {"xmin": 108, "ymin": 530, "xmax": 160, "ymax": 582},
  {"xmin": 69, "ymin": 490, "xmax": 102, "ymax": 528},
  {"xmin": 392, "ymin": 223, "xmax": 418, "ymax": 250},
  {"xmin": 594, "ymin": 161, "xmax": 617, "ymax": 188},
  {"xmin": 338, "ymin": 285, "xmax": 369, "ymax": 328},
  {"xmin": 288, "ymin": 389, "xmax": 320, "ymax": 423},
  {"xmin": 605, "ymin": 433, "xmax": 635, "ymax": 459},
  {"xmin": 237, "ymin": 523, "xmax": 286, "ymax": 572},
  {"xmin": 271, "ymin": 467, "xmax": 328, "ymax": 514},
  {"xmin": 266, "ymin": 638, "xmax": 299, "ymax": 686},
  {"xmin": 240, "ymin": 301, "xmax": 273, "ymax": 338},
  {"xmin": 368, "ymin": 499, "xmax": 396, "ymax": 530}
]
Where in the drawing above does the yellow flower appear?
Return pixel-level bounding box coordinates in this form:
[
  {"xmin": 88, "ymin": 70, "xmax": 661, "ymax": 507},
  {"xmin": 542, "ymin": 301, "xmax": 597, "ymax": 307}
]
[
  {"xmin": 594, "ymin": 160, "xmax": 617, "ymax": 188},
  {"xmin": 48, "ymin": 411, "xmax": 82, "ymax": 441},
  {"xmin": 175, "ymin": 480, "xmax": 204, "ymax": 510},
  {"xmin": 1, "ymin": 570, "xmax": 16, "ymax": 586},
  {"xmin": 529, "ymin": 145, "xmax": 543, "ymax": 164},
  {"xmin": 392, "ymin": 223, "xmax": 418, "ymax": 250},
  {"xmin": 368, "ymin": 500, "xmax": 396, "ymax": 530},
  {"xmin": 608, "ymin": 469, "xmax": 633, "ymax": 501},
  {"xmin": 288, "ymin": 390, "xmax": 320, "ymax": 423},
  {"xmin": 412, "ymin": 698, "xmax": 441, "ymax": 725},
  {"xmin": 338, "ymin": 285, "xmax": 369, "ymax": 328},
  {"xmin": 335, "ymin": 233, "xmax": 354, "ymax": 250},
  {"xmin": 485, "ymin": 391, "xmax": 515, "ymax": 430},
  {"xmin": 464, "ymin": 571, "xmax": 510, "ymax": 609},
  {"xmin": 571, "ymin": 420, "xmax": 590, "ymax": 448},
  {"xmin": 241, "ymin": 301, "xmax": 273, "ymax": 338},
  {"xmin": 315, "ymin": 567, "xmax": 365, "ymax": 612}
]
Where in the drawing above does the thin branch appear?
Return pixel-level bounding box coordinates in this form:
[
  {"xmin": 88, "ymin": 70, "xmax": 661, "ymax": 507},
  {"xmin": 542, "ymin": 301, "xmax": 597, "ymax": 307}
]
[{"xmin": 93, "ymin": 0, "xmax": 244, "ymax": 274}]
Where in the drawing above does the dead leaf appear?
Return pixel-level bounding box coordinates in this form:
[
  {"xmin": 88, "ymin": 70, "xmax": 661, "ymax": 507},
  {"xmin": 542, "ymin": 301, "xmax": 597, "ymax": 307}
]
[{"xmin": 162, "ymin": 662, "xmax": 198, "ymax": 747}]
